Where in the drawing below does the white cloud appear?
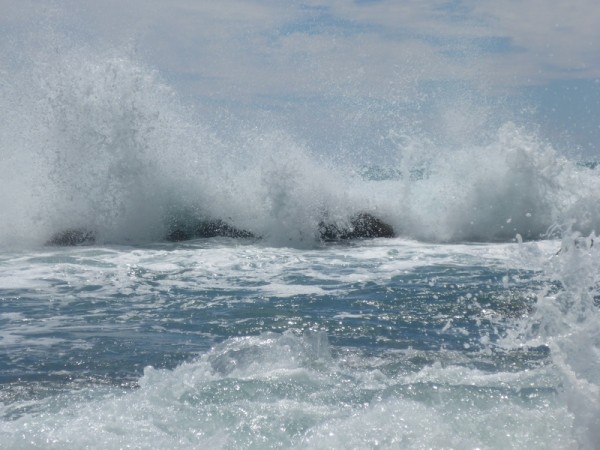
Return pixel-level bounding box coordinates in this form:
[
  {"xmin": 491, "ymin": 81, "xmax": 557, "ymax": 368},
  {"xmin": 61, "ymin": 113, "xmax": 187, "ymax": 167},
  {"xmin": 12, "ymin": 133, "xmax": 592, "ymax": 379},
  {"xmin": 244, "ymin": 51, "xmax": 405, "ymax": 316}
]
[
  {"xmin": 3, "ymin": 0, "xmax": 599, "ymax": 97},
  {"xmin": 2, "ymin": 0, "xmax": 599, "ymax": 154},
  {"xmin": 471, "ymin": 0, "xmax": 600, "ymax": 79}
]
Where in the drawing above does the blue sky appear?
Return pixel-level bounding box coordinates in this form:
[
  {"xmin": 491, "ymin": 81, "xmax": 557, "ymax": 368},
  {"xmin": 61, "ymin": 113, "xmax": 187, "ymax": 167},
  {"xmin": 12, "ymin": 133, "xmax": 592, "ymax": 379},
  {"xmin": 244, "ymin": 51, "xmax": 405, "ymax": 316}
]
[{"xmin": 2, "ymin": 0, "xmax": 600, "ymax": 158}]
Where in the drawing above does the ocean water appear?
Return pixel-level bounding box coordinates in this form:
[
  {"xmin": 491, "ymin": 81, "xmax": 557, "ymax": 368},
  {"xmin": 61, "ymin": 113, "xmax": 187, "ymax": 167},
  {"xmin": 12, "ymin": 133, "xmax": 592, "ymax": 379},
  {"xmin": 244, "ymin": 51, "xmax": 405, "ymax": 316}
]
[{"xmin": 1, "ymin": 44, "xmax": 600, "ymax": 449}]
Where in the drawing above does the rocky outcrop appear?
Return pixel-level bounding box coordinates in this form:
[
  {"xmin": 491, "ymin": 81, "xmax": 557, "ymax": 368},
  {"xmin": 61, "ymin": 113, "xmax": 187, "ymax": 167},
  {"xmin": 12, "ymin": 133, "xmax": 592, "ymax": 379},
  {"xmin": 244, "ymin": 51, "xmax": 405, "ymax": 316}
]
[
  {"xmin": 166, "ymin": 219, "xmax": 256, "ymax": 241},
  {"xmin": 167, "ymin": 212, "xmax": 395, "ymax": 242},
  {"xmin": 45, "ymin": 213, "xmax": 394, "ymax": 246},
  {"xmin": 319, "ymin": 213, "xmax": 395, "ymax": 240},
  {"xmin": 46, "ymin": 228, "xmax": 96, "ymax": 246}
]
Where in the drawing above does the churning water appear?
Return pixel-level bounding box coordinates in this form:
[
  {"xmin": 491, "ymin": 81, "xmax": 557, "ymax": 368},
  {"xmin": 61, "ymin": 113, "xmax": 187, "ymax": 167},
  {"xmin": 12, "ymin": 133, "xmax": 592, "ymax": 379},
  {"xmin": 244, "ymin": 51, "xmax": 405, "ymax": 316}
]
[{"xmin": 1, "ymin": 36, "xmax": 600, "ymax": 449}]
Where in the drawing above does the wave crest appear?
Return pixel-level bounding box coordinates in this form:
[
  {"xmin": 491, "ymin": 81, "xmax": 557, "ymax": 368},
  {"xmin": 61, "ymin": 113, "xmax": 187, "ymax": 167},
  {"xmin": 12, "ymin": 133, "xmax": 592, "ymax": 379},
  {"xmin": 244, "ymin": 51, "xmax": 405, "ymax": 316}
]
[{"xmin": 1, "ymin": 47, "xmax": 599, "ymax": 248}]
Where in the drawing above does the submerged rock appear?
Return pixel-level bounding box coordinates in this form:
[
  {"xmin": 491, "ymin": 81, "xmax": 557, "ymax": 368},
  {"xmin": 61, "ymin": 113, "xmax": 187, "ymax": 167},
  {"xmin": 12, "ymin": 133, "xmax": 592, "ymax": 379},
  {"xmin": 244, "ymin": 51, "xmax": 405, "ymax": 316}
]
[
  {"xmin": 319, "ymin": 212, "xmax": 395, "ymax": 240},
  {"xmin": 46, "ymin": 228, "xmax": 96, "ymax": 246}
]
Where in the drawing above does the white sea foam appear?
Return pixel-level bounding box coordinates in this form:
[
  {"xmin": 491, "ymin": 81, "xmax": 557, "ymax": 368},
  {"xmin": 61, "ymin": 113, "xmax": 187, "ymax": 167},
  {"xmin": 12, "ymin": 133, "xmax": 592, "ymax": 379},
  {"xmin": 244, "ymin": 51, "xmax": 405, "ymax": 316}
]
[
  {"xmin": 0, "ymin": 330, "xmax": 577, "ymax": 449},
  {"xmin": 501, "ymin": 233, "xmax": 600, "ymax": 448},
  {"xmin": 0, "ymin": 236, "xmax": 597, "ymax": 448},
  {"xmin": 0, "ymin": 239, "xmax": 555, "ymax": 307}
]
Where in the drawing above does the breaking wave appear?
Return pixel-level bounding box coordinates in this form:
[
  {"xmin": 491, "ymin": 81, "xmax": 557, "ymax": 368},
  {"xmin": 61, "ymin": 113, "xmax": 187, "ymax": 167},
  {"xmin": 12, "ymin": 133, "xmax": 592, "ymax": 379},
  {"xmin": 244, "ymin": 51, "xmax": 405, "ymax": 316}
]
[{"xmin": 1, "ymin": 45, "xmax": 599, "ymax": 248}]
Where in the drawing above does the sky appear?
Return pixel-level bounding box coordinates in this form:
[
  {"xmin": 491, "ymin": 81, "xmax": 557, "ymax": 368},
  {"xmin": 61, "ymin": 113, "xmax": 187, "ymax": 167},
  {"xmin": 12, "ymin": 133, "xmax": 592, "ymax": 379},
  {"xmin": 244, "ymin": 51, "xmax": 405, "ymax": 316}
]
[{"xmin": 2, "ymin": 0, "xmax": 600, "ymax": 159}]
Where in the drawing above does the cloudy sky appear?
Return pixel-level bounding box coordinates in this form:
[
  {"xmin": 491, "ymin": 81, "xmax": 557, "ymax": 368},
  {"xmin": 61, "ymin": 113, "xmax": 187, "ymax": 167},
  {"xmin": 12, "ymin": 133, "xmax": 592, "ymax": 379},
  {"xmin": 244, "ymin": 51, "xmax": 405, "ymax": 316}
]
[{"xmin": 2, "ymin": 0, "xmax": 600, "ymax": 158}]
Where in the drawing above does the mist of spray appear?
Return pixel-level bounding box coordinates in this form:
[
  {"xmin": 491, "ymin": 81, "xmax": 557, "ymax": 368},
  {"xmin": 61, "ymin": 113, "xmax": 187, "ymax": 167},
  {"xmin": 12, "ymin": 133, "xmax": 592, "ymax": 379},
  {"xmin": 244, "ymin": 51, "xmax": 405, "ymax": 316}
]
[{"xmin": 2, "ymin": 33, "xmax": 600, "ymax": 248}]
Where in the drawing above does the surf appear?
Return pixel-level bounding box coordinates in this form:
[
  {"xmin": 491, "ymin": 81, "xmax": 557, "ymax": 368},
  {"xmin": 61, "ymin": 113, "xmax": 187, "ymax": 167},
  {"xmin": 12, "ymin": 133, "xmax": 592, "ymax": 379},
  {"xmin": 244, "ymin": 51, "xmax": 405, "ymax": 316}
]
[{"xmin": 1, "ymin": 43, "xmax": 600, "ymax": 249}]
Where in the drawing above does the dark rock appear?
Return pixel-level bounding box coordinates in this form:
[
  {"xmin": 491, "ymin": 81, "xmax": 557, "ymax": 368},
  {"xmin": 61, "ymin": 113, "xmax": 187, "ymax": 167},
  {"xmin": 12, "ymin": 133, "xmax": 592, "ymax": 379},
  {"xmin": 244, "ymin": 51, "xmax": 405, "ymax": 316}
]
[
  {"xmin": 45, "ymin": 214, "xmax": 392, "ymax": 246},
  {"xmin": 166, "ymin": 219, "xmax": 256, "ymax": 242},
  {"xmin": 319, "ymin": 212, "xmax": 395, "ymax": 240},
  {"xmin": 46, "ymin": 229, "xmax": 96, "ymax": 246},
  {"xmin": 166, "ymin": 228, "xmax": 192, "ymax": 242}
]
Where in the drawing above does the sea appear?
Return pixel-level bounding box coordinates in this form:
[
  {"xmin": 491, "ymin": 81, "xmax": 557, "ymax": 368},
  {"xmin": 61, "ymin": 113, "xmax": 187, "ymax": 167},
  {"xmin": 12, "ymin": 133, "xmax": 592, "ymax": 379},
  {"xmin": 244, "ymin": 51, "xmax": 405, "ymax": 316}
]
[{"xmin": 1, "ymin": 46, "xmax": 600, "ymax": 449}]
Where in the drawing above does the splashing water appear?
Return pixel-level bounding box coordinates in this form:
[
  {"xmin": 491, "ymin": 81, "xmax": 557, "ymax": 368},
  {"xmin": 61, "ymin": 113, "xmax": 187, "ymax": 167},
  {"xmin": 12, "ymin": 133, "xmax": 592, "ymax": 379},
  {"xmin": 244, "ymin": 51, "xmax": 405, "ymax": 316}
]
[
  {"xmin": 505, "ymin": 231, "xmax": 600, "ymax": 448},
  {"xmin": 1, "ymin": 43, "xmax": 600, "ymax": 248},
  {"xmin": 1, "ymin": 33, "xmax": 600, "ymax": 449}
]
